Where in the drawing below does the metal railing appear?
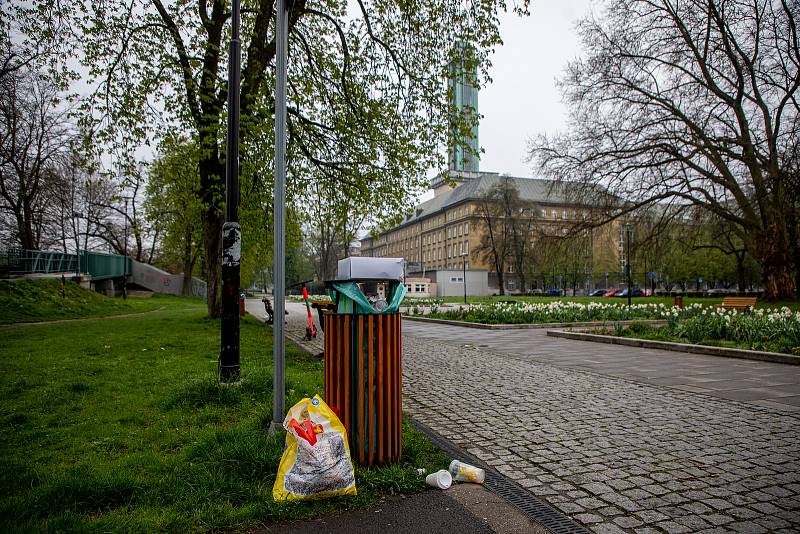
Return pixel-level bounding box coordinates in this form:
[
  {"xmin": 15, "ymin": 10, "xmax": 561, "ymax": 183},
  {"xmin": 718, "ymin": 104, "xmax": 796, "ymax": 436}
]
[{"xmin": 1, "ymin": 248, "xmax": 131, "ymax": 280}]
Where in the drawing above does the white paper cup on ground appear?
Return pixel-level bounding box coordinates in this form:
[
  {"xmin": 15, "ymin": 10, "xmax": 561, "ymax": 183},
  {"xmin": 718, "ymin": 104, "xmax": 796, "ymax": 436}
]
[
  {"xmin": 425, "ymin": 469, "xmax": 452, "ymax": 489},
  {"xmin": 449, "ymin": 460, "xmax": 486, "ymax": 484}
]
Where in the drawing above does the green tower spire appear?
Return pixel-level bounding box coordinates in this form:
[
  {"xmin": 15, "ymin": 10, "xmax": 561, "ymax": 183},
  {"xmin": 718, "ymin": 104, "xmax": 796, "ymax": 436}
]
[{"xmin": 448, "ymin": 42, "xmax": 480, "ymax": 173}]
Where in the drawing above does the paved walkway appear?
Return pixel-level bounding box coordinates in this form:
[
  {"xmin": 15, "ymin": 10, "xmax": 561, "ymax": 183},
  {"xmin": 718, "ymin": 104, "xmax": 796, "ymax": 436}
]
[
  {"xmin": 249, "ymin": 300, "xmax": 800, "ymax": 533},
  {"xmin": 403, "ymin": 322, "xmax": 800, "ymax": 533},
  {"xmin": 404, "ymin": 320, "xmax": 800, "ymax": 412}
]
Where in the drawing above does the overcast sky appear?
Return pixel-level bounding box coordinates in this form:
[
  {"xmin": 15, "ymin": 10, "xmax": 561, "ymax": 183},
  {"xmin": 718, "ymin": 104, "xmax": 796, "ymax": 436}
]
[{"xmin": 477, "ymin": 1, "xmax": 594, "ymax": 178}]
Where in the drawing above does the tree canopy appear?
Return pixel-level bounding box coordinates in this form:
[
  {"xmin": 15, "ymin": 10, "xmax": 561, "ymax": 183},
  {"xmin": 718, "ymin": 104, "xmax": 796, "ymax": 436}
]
[
  {"xmin": 11, "ymin": 0, "xmax": 526, "ymax": 315},
  {"xmin": 528, "ymin": 0, "xmax": 799, "ymax": 300}
]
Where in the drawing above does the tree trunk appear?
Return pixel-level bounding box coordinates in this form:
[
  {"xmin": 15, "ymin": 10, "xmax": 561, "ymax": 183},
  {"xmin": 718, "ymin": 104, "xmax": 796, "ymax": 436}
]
[
  {"xmin": 19, "ymin": 202, "xmax": 37, "ymax": 250},
  {"xmin": 735, "ymin": 252, "xmax": 747, "ymax": 293},
  {"xmin": 199, "ymin": 157, "xmax": 225, "ymax": 318},
  {"xmin": 182, "ymin": 271, "xmax": 193, "ymax": 296},
  {"xmin": 496, "ymin": 269, "xmax": 505, "ymax": 295},
  {"xmin": 754, "ymin": 223, "xmax": 796, "ymax": 300}
]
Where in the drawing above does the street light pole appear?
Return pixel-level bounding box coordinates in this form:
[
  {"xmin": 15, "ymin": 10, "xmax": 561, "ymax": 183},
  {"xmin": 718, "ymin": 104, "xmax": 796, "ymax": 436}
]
[
  {"xmin": 272, "ymin": 0, "xmax": 288, "ymax": 427},
  {"xmin": 123, "ymin": 199, "xmax": 128, "ymax": 300},
  {"xmin": 625, "ymin": 224, "xmax": 632, "ymax": 307},
  {"xmin": 461, "ymin": 252, "xmax": 468, "ymax": 304},
  {"xmin": 220, "ymin": 0, "xmax": 242, "ymax": 383},
  {"xmin": 73, "ymin": 212, "xmax": 82, "ymax": 279}
]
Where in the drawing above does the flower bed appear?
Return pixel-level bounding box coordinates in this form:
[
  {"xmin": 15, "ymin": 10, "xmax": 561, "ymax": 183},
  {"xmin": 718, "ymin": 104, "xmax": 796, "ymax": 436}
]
[
  {"xmin": 409, "ymin": 301, "xmax": 800, "ymax": 355},
  {"xmin": 409, "ymin": 300, "xmax": 682, "ymax": 324},
  {"xmin": 601, "ymin": 307, "xmax": 800, "ymax": 355}
]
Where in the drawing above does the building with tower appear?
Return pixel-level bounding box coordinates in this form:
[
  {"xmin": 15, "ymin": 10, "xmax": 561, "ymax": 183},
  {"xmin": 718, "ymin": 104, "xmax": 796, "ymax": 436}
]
[{"xmin": 360, "ymin": 48, "xmax": 624, "ymax": 295}]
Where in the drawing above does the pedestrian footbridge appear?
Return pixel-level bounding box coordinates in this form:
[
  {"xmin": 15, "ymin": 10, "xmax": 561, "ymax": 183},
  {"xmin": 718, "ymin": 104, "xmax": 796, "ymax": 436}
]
[{"xmin": 1, "ymin": 248, "xmax": 206, "ymax": 298}]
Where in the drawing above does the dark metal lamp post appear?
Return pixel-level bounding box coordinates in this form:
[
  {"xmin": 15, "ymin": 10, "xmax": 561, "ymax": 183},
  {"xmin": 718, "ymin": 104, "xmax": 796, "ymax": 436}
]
[
  {"xmin": 220, "ymin": 0, "xmax": 242, "ymax": 383},
  {"xmin": 73, "ymin": 211, "xmax": 83, "ymax": 279},
  {"xmin": 123, "ymin": 198, "xmax": 129, "ymax": 300}
]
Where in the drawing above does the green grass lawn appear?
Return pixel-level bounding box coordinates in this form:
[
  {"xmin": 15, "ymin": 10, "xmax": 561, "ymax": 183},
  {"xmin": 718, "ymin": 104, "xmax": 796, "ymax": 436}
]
[
  {"xmin": 0, "ymin": 279, "xmax": 162, "ymax": 324},
  {"xmin": 0, "ymin": 292, "xmax": 448, "ymax": 532}
]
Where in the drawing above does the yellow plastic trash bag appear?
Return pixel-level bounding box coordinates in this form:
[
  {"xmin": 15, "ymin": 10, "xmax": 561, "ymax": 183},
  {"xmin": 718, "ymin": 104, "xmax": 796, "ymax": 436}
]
[{"xmin": 272, "ymin": 395, "xmax": 357, "ymax": 501}]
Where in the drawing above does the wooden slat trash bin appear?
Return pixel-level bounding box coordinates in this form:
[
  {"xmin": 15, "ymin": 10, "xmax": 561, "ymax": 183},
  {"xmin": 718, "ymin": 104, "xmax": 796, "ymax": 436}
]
[{"xmin": 323, "ymin": 311, "xmax": 402, "ymax": 466}]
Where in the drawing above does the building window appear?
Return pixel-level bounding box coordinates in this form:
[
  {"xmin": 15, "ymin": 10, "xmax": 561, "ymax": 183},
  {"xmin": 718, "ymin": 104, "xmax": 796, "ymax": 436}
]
[
  {"xmin": 464, "ymin": 241, "xmax": 469, "ymax": 254},
  {"xmin": 447, "ymin": 227, "xmax": 451, "ymax": 238},
  {"xmin": 447, "ymin": 245, "xmax": 452, "ymax": 258},
  {"xmin": 562, "ymin": 209, "xmax": 567, "ymax": 219},
  {"xmin": 465, "ymin": 223, "xmax": 469, "ymax": 235},
  {"xmin": 449, "ymin": 276, "xmax": 464, "ymax": 283},
  {"xmin": 415, "ymin": 284, "xmax": 426, "ymax": 292}
]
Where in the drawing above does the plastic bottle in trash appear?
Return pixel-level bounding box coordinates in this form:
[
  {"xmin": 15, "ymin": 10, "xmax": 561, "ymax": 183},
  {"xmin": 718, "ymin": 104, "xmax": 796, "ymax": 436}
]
[{"xmin": 449, "ymin": 460, "xmax": 485, "ymax": 484}]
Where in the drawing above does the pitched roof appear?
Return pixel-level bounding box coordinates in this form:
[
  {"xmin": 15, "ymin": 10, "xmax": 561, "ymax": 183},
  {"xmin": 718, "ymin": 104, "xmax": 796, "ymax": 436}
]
[{"xmin": 395, "ymin": 173, "xmax": 573, "ymax": 229}]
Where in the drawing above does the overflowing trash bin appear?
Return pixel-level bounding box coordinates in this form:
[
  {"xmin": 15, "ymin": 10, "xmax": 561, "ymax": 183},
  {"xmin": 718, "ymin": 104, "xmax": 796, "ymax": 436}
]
[{"xmin": 323, "ymin": 258, "xmax": 406, "ymax": 466}]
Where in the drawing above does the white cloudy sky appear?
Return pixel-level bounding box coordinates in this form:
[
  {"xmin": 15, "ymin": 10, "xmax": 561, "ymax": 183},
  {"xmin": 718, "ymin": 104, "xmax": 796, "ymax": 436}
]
[{"xmin": 476, "ymin": 0, "xmax": 595, "ymax": 177}]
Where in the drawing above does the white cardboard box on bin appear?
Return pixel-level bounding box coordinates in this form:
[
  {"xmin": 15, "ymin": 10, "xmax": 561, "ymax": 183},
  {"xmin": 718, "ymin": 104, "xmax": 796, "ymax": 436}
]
[{"xmin": 336, "ymin": 257, "xmax": 404, "ymax": 281}]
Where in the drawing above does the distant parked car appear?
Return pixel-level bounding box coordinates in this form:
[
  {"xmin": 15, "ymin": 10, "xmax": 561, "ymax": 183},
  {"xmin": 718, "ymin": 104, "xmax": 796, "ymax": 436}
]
[
  {"xmin": 546, "ymin": 288, "xmax": 563, "ymax": 296},
  {"xmin": 589, "ymin": 289, "xmax": 608, "ymax": 296},
  {"xmin": 604, "ymin": 288, "xmax": 621, "ymax": 297},
  {"xmin": 706, "ymin": 288, "xmax": 733, "ymax": 295},
  {"xmin": 615, "ymin": 288, "xmax": 643, "ymax": 298}
]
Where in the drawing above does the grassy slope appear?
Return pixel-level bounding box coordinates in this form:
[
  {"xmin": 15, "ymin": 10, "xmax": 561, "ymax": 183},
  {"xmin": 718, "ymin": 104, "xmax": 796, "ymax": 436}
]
[
  {"xmin": 0, "ymin": 279, "xmax": 161, "ymax": 324},
  {"xmin": 0, "ymin": 295, "xmax": 448, "ymax": 532}
]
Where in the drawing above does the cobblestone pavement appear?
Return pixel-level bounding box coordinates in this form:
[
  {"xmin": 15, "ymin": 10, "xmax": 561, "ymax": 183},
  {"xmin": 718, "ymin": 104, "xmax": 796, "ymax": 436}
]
[
  {"xmin": 403, "ymin": 326, "xmax": 800, "ymax": 534},
  {"xmin": 405, "ymin": 320, "xmax": 800, "ymax": 412},
  {"xmin": 247, "ymin": 301, "xmax": 800, "ymax": 533}
]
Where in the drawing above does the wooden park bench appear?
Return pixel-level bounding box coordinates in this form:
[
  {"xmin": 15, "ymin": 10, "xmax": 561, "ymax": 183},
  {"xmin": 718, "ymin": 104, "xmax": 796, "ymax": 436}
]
[{"xmin": 717, "ymin": 296, "xmax": 757, "ymax": 311}]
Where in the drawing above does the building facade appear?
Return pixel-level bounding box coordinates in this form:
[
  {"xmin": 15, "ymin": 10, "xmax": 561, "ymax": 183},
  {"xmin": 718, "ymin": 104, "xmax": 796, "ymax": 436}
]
[{"xmin": 360, "ymin": 172, "xmax": 623, "ymax": 293}]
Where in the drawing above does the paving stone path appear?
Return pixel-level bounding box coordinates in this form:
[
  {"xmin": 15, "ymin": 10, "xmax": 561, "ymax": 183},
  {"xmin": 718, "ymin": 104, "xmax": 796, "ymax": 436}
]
[
  {"xmin": 404, "ymin": 334, "xmax": 800, "ymax": 533},
  {"xmin": 247, "ymin": 300, "xmax": 800, "ymax": 533}
]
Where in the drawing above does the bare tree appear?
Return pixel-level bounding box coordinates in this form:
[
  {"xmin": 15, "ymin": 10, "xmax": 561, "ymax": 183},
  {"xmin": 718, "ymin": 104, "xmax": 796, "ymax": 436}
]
[
  {"xmin": 529, "ymin": 0, "xmax": 799, "ymax": 300},
  {"xmin": 0, "ymin": 61, "xmax": 73, "ymax": 249},
  {"xmin": 472, "ymin": 178, "xmax": 535, "ymax": 294}
]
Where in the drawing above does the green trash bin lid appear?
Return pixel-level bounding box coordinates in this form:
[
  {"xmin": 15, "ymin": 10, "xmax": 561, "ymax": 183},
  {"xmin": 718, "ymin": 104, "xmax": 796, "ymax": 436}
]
[{"xmin": 329, "ymin": 281, "xmax": 407, "ymax": 314}]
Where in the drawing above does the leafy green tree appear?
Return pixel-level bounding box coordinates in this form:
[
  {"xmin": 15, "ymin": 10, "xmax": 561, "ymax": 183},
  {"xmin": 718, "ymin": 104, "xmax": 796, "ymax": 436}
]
[
  {"xmin": 145, "ymin": 137, "xmax": 204, "ymax": 295},
  {"xmin": 18, "ymin": 0, "xmax": 523, "ymax": 316}
]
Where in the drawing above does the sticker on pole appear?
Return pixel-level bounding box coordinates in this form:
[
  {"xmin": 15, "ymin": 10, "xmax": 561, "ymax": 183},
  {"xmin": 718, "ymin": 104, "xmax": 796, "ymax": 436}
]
[
  {"xmin": 273, "ymin": 395, "xmax": 356, "ymax": 501},
  {"xmin": 222, "ymin": 223, "xmax": 241, "ymax": 266}
]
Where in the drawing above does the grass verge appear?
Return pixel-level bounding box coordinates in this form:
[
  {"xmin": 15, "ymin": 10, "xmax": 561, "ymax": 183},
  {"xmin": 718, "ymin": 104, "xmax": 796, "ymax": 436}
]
[
  {"xmin": 0, "ymin": 279, "xmax": 162, "ymax": 324},
  {"xmin": 0, "ymin": 295, "xmax": 449, "ymax": 532}
]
